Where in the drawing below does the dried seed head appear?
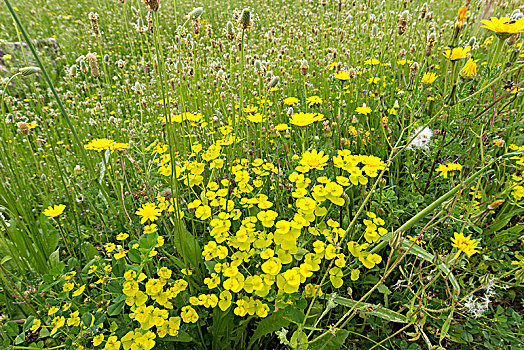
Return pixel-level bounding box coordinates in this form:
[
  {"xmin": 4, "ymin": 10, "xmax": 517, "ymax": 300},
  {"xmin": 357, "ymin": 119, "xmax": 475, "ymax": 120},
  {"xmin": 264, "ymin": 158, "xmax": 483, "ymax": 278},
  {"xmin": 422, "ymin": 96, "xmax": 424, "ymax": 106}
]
[
  {"xmin": 86, "ymin": 52, "xmax": 100, "ymax": 77},
  {"xmin": 300, "ymin": 59, "xmax": 309, "ymax": 75},
  {"xmin": 17, "ymin": 122, "xmax": 30, "ymax": 135},
  {"xmin": 88, "ymin": 12, "xmax": 101, "ymax": 38},
  {"xmin": 142, "ymin": 0, "xmax": 159, "ymax": 11}
]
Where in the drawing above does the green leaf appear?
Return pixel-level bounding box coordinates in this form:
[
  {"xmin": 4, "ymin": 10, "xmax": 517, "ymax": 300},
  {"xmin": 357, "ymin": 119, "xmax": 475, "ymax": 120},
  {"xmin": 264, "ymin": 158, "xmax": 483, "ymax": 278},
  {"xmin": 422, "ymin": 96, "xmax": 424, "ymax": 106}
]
[
  {"xmin": 82, "ymin": 313, "xmax": 95, "ymax": 328},
  {"xmin": 378, "ymin": 284, "xmax": 391, "ymax": 295},
  {"xmin": 290, "ymin": 330, "xmax": 308, "ymax": 350},
  {"xmin": 4, "ymin": 321, "xmax": 18, "ymax": 336},
  {"xmin": 248, "ymin": 310, "xmax": 291, "ymax": 348},
  {"xmin": 128, "ymin": 249, "xmax": 141, "ymax": 263},
  {"xmin": 170, "ymin": 219, "xmax": 202, "ymax": 268},
  {"xmin": 14, "ymin": 332, "xmax": 25, "ymax": 345},
  {"xmin": 162, "ymin": 330, "xmax": 193, "ymax": 342},
  {"xmin": 310, "ymin": 329, "xmax": 349, "ymax": 350},
  {"xmin": 401, "ymin": 240, "xmax": 460, "ymax": 296},
  {"xmin": 327, "ymin": 295, "xmax": 408, "ymax": 323},
  {"xmin": 285, "ymin": 306, "xmax": 306, "ymax": 324},
  {"xmin": 23, "ymin": 316, "xmax": 35, "ymax": 332},
  {"xmin": 107, "ymin": 299, "xmax": 125, "ymax": 316}
]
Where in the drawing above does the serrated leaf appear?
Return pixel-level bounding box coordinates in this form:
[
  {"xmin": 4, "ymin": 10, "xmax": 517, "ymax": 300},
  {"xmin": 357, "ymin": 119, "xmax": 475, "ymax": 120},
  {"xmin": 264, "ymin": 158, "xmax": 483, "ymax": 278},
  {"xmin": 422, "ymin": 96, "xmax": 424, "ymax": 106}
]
[
  {"xmin": 310, "ymin": 329, "xmax": 349, "ymax": 350},
  {"xmin": 247, "ymin": 310, "xmax": 291, "ymax": 349}
]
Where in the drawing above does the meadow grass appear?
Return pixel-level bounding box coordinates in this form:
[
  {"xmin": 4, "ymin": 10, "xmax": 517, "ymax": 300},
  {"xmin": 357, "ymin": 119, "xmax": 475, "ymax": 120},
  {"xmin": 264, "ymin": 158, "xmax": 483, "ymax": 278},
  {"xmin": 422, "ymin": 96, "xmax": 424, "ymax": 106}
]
[{"xmin": 0, "ymin": 0, "xmax": 523, "ymax": 349}]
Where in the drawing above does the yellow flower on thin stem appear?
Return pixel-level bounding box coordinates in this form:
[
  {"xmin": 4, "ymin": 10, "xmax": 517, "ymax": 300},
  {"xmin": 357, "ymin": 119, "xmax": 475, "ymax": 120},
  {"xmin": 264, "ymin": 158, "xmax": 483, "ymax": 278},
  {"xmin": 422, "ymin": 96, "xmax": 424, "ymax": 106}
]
[
  {"xmin": 451, "ymin": 232, "xmax": 481, "ymax": 259},
  {"xmin": 333, "ymin": 71, "xmax": 351, "ymax": 81},
  {"xmin": 43, "ymin": 204, "xmax": 66, "ymax": 219},
  {"xmin": 460, "ymin": 58, "xmax": 477, "ymax": 80},
  {"xmin": 443, "ymin": 46, "xmax": 471, "ymax": 61},
  {"xmin": 422, "ymin": 72, "xmax": 438, "ymax": 84}
]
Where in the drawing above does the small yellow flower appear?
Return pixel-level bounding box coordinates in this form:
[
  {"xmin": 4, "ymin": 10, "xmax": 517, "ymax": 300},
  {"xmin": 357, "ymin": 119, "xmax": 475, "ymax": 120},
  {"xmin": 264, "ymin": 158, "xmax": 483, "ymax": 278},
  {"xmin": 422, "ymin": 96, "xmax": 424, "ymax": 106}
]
[
  {"xmin": 460, "ymin": 58, "xmax": 477, "ymax": 80},
  {"xmin": 283, "ymin": 97, "xmax": 299, "ymax": 106},
  {"xmin": 43, "ymin": 204, "xmax": 66, "ymax": 218},
  {"xmin": 422, "ymin": 72, "xmax": 438, "ymax": 84},
  {"xmin": 355, "ymin": 104, "xmax": 372, "ymax": 115},
  {"xmin": 451, "ymin": 232, "xmax": 481, "ymax": 259},
  {"xmin": 443, "ymin": 46, "xmax": 471, "ymax": 61},
  {"xmin": 72, "ymin": 284, "xmax": 86, "ymax": 297},
  {"xmin": 333, "ymin": 71, "xmax": 351, "ymax": 81}
]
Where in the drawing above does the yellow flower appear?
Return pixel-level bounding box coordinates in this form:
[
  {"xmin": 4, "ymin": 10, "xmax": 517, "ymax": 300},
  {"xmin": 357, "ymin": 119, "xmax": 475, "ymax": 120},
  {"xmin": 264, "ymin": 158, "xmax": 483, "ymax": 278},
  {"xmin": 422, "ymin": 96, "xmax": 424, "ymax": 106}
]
[
  {"xmin": 43, "ymin": 204, "xmax": 66, "ymax": 218},
  {"xmin": 275, "ymin": 123, "xmax": 289, "ymax": 131},
  {"xmin": 135, "ymin": 203, "xmax": 161, "ymax": 224},
  {"xmin": 114, "ymin": 250, "xmax": 127, "ymax": 260},
  {"xmin": 261, "ymin": 257, "xmax": 282, "ymax": 275},
  {"xmin": 512, "ymin": 185, "xmax": 524, "ymax": 201},
  {"xmin": 30, "ymin": 319, "xmax": 41, "ymax": 332},
  {"xmin": 334, "ymin": 71, "xmax": 351, "ymax": 81},
  {"xmin": 218, "ymin": 290, "xmax": 232, "ymax": 311},
  {"xmin": 397, "ymin": 59, "xmax": 414, "ymax": 66},
  {"xmin": 460, "ymin": 58, "xmax": 477, "ymax": 80},
  {"xmin": 180, "ymin": 306, "xmax": 199, "ymax": 323},
  {"xmin": 246, "ymin": 113, "xmax": 266, "ymax": 123},
  {"xmin": 422, "ymin": 72, "xmax": 438, "ymax": 84},
  {"xmin": 72, "ymin": 284, "xmax": 86, "ymax": 297},
  {"xmin": 436, "ymin": 163, "xmax": 462, "ymax": 178},
  {"xmin": 283, "ymin": 97, "xmax": 299, "ymax": 106},
  {"xmin": 456, "ymin": 6, "xmax": 468, "ymax": 29},
  {"xmin": 296, "ymin": 149, "xmax": 329, "ymax": 173},
  {"xmin": 364, "ymin": 58, "xmax": 380, "ymax": 65},
  {"xmin": 289, "ymin": 112, "xmax": 324, "ymax": 127},
  {"xmin": 93, "ymin": 334, "xmax": 104, "ymax": 347},
  {"xmin": 306, "ymin": 95, "xmax": 323, "ymax": 107},
  {"xmin": 451, "ymin": 232, "xmax": 481, "ymax": 259},
  {"xmin": 116, "ymin": 232, "xmax": 129, "ymax": 240},
  {"xmin": 104, "ymin": 336, "xmax": 121, "ymax": 350},
  {"xmin": 84, "ymin": 138, "xmax": 115, "ymax": 152},
  {"xmin": 443, "ymin": 46, "xmax": 471, "ymax": 61},
  {"xmin": 63, "ymin": 282, "xmax": 74, "ymax": 292},
  {"xmin": 355, "ymin": 104, "xmax": 372, "ymax": 115},
  {"xmin": 481, "ymin": 17, "xmax": 524, "ymax": 39},
  {"xmin": 50, "ymin": 316, "xmax": 65, "ymax": 336}
]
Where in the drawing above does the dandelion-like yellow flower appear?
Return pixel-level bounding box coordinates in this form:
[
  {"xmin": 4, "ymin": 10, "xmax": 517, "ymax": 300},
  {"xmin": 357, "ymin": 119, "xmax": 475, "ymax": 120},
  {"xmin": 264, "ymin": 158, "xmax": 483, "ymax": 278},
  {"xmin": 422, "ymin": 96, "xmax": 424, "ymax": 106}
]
[
  {"xmin": 135, "ymin": 203, "xmax": 162, "ymax": 224},
  {"xmin": 481, "ymin": 17, "xmax": 524, "ymax": 40},
  {"xmin": 334, "ymin": 71, "xmax": 351, "ymax": 81},
  {"xmin": 84, "ymin": 138, "xmax": 115, "ymax": 152},
  {"xmin": 422, "ymin": 72, "xmax": 438, "ymax": 84},
  {"xmin": 296, "ymin": 149, "xmax": 329, "ymax": 173},
  {"xmin": 43, "ymin": 204, "xmax": 66, "ymax": 218},
  {"xmin": 355, "ymin": 104, "xmax": 372, "ymax": 115},
  {"xmin": 306, "ymin": 95, "xmax": 323, "ymax": 107},
  {"xmin": 283, "ymin": 97, "xmax": 299, "ymax": 106},
  {"xmin": 443, "ymin": 46, "xmax": 471, "ymax": 61},
  {"xmin": 451, "ymin": 232, "xmax": 481, "ymax": 259},
  {"xmin": 460, "ymin": 58, "xmax": 477, "ymax": 80},
  {"xmin": 289, "ymin": 112, "xmax": 324, "ymax": 127},
  {"xmin": 436, "ymin": 162, "xmax": 462, "ymax": 178}
]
